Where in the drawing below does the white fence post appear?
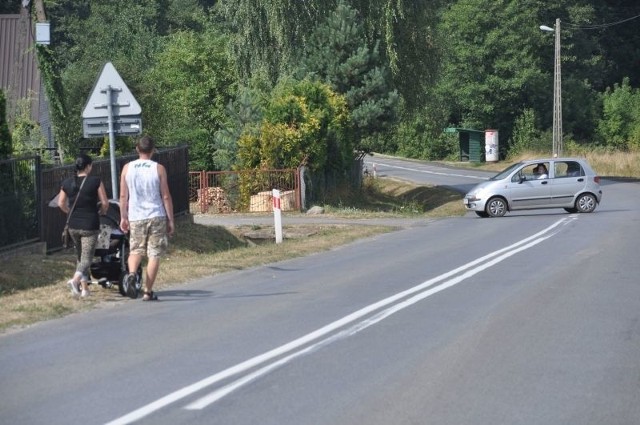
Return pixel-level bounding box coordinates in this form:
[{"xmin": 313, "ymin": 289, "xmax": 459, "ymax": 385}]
[{"xmin": 272, "ymin": 189, "xmax": 283, "ymax": 244}]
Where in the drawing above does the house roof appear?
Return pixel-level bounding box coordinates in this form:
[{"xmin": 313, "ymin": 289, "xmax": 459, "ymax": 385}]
[{"xmin": 0, "ymin": 10, "xmax": 42, "ymax": 122}]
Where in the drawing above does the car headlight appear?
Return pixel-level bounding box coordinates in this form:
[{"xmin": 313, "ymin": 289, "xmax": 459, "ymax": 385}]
[{"xmin": 465, "ymin": 191, "xmax": 483, "ymax": 202}]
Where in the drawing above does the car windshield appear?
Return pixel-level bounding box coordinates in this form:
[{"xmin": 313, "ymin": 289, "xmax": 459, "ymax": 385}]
[{"xmin": 489, "ymin": 163, "xmax": 521, "ymax": 180}]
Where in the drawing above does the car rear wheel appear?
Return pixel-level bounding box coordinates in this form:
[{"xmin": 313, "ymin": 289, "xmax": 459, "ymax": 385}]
[
  {"xmin": 575, "ymin": 193, "xmax": 597, "ymax": 213},
  {"xmin": 486, "ymin": 197, "xmax": 507, "ymax": 217}
]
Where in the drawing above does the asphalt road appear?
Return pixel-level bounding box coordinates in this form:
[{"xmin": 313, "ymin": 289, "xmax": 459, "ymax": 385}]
[{"xmin": 1, "ymin": 157, "xmax": 639, "ymax": 425}]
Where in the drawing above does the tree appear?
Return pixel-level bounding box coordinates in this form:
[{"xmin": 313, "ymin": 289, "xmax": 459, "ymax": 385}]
[
  {"xmin": 142, "ymin": 27, "xmax": 237, "ymax": 170},
  {"xmin": 434, "ymin": 0, "xmax": 602, "ymax": 150},
  {"xmin": 237, "ymin": 78, "xmax": 351, "ymax": 173},
  {"xmin": 0, "ymin": 0, "xmax": 21, "ymax": 14},
  {"xmin": 212, "ymin": 89, "xmax": 264, "ymax": 171},
  {"xmin": 597, "ymin": 78, "xmax": 640, "ymax": 150},
  {"xmin": 0, "ymin": 90, "xmax": 12, "ymax": 159},
  {"xmin": 591, "ymin": 0, "xmax": 640, "ymax": 89},
  {"xmin": 508, "ymin": 108, "xmax": 547, "ymax": 157},
  {"xmin": 348, "ymin": 0, "xmax": 443, "ymax": 110},
  {"xmin": 299, "ymin": 1, "xmax": 398, "ymax": 150},
  {"xmin": 216, "ymin": 0, "xmax": 440, "ymax": 110},
  {"xmin": 38, "ymin": 0, "xmax": 209, "ymax": 157}
]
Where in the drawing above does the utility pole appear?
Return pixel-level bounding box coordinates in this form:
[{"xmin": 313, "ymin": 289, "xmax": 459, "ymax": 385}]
[
  {"xmin": 552, "ymin": 18, "xmax": 562, "ymax": 157},
  {"xmin": 540, "ymin": 18, "xmax": 563, "ymax": 157},
  {"xmin": 33, "ymin": 0, "xmax": 47, "ymax": 22}
]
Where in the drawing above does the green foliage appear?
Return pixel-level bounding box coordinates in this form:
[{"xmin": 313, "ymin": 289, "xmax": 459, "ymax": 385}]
[
  {"xmin": 382, "ymin": 100, "xmax": 455, "ymax": 161},
  {"xmin": 215, "ymin": 0, "xmax": 326, "ymax": 84},
  {"xmin": 235, "ymin": 78, "xmax": 351, "ymax": 206},
  {"xmin": 434, "ymin": 0, "xmax": 602, "ymax": 152},
  {"xmin": 40, "ymin": 0, "xmax": 211, "ymax": 158},
  {"xmin": 212, "ymin": 89, "xmax": 264, "ymax": 171},
  {"xmin": 39, "ymin": 1, "xmax": 162, "ymax": 158},
  {"xmin": 23, "ymin": 0, "xmax": 640, "ymax": 168},
  {"xmin": 0, "ymin": 90, "xmax": 11, "ymax": 159},
  {"xmin": 237, "ymin": 78, "xmax": 351, "ymax": 172},
  {"xmin": 0, "ymin": 0, "xmax": 21, "ymax": 13},
  {"xmin": 9, "ymin": 96, "xmax": 47, "ymax": 158},
  {"xmin": 299, "ymin": 1, "xmax": 398, "ymax": 148},
  {"xmin": 507, "ymin": 108, "xmax": 546, "ymax": 158},
  {"xmin": 142, "ymin": 27, "xmax": 237, "ymax": 170},
  {"xmin": 34, "ymin": 45, "xmax": 70, "ymax": 161},
  {"xmin": 597, "ymin": 78, "xmax": 640, "ymax": 150},
  {"xmin": 591, "ymin": 1, "xmax": 640, "ymax": 90},
  {"xmin": 0, "ymin": 157, "xmax": 39, "ymax": 248},
  {"xmin": 390, "ymin": 113, "xmax": 433, "ymax": 159},
  {"xmin": 216, "ymin": 0, "xmax": 440, "ymax": 111}
]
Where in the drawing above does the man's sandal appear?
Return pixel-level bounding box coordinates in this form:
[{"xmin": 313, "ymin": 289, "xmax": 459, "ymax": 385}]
[{"xmin": 142, "ymin": 291, "xmax": 158, "ymax": 301}]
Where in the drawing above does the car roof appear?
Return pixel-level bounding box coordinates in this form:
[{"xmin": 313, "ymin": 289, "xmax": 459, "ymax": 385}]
[
  {"xmin": 520, "ymin": 157, "xmax": 587, "ymax": 163},
  {"xmin": 517, "ymin": 158, "xmax": 596, "ymax": 174}
]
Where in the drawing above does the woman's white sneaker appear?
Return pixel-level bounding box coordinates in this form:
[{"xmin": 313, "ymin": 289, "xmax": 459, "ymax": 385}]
[{"xmin": 67, "ymin": 280, "xmax": 80, "ymax": 296}]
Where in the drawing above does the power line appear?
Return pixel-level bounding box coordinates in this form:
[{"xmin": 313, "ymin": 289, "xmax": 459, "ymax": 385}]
[{"xmin": 565, "ymin": 13, "xmax": 640, "ymax": 30}]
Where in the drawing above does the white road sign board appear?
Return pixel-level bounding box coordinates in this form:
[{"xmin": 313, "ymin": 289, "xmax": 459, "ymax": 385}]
[
  {"xmin": 81, "ymin": 62, "xmax": 142, "ymax": 199},
  {"xmin": 82, "ymin": 62, "xmax": 141, "ymax": 119}
]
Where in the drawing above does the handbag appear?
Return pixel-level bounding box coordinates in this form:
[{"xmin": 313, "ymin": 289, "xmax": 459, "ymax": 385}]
[
  {"xmin": 62, "ymin": 177, "xmax": 87, "ymax": 248},
  {"xmin": 61, "ymin": 224, "xmax": 71, "ymax": 248}
]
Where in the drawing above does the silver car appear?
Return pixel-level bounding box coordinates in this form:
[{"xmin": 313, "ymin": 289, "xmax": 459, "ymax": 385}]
[{"xmin": 463, "ymin": 158, "xmax": 603, "ymax": 217}]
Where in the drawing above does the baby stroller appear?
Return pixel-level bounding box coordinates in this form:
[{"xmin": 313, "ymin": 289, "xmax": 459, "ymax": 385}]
[{"xmin": 90, "ymin": 200, "xmax": 142, "ymax": 298}]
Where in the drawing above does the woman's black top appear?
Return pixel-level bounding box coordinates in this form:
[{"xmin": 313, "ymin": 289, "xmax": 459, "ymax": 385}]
[{"xmin": 61, "ymin": 175, "xmax": 102, "ymax": 231}]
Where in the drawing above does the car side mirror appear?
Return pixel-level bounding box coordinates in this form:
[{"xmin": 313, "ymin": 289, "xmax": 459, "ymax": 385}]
[{"xmin": 518, "ymin": 174, "xmax": 526, "ymax": 184}]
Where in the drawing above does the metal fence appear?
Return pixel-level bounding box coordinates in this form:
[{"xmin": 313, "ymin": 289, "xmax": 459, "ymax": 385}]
[
  {"xmin": 2, "ymin": 150, "xmax": 363, "ymax": 252},
  {"xmin": 0, "ymin": 155, "xmax": 41, "ymax": 251},
  {"xmin": 189, "ymin": 168, "xmax": 301, "ymax": 214},
  {"xmin": 0, "ymin": 146, "xmax": 189, "ymax": 253}
]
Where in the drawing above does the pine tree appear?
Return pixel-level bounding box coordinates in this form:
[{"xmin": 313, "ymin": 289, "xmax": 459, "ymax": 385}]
[
  {"xmin": 299, "ymin": 1, "xmax": 398, "ymax": 148},
  {"xmin": 213, "ymin": 89, "xmax": 264, "ymax": 170}
]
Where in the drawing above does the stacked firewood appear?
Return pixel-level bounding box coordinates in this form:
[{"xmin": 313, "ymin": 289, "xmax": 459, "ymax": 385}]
[{"xmin": 198, "ymin": 187, "xmax": 232, "ymax": 213}]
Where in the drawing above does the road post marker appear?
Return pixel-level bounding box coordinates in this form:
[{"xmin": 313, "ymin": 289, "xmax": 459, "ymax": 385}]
[{"xmin": 272, "ymin": 189, "xmax": 283, "ymax": 243}]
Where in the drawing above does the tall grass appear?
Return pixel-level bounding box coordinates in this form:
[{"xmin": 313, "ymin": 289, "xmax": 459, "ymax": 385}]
[
  {"xmin": 578, "ymin": 150, "xmax": 640, "ymax": 178},
  {"xmin": 507, "ymin": 148, "xmax": 640, "ymax": 178}
]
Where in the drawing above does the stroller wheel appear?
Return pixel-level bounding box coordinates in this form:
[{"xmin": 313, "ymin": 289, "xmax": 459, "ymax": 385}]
[{"xmin": 118, "ymin": 271, "xmax": 129, "ymax": 296}]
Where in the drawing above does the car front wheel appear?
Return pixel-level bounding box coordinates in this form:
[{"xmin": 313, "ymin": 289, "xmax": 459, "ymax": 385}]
[
  {"xmin": 575, "ymin": 193, "xmax": 597, "ymax": 213},
  {"xmin": 486, "ymin": 197, "xmax": 507, "ymax": 217}
]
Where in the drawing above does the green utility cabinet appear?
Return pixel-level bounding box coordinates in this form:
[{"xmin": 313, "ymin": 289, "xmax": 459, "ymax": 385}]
[{"xmin": 445, "ymin": 128, "xmax": 485, "ymax": 162}]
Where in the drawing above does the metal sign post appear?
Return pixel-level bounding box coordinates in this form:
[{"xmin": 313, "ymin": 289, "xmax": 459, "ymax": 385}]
[
  {"xmin": 106, "ymin": 86, "xmax": 118, "ymax": 198},
  {"xmin": 82, "ymin": 62, "xmax": 142, "ymax": 200}
]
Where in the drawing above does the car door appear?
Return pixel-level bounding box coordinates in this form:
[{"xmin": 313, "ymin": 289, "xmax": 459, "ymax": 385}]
[
  {"xmin": 506, "ymin": 163, "xmax": 552, "ymax": 209},
  {"xmin": 549, "ymin": 160, "xmax": 585, "ymax": 207}
]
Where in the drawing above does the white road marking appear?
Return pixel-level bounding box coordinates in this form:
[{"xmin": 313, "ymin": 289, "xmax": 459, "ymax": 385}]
[
  {"xmin": 365, "ymin": 160, "xmax": 488, "ymax": 180},
  {"xmin": 105, "ymin": 217, "xmax": 571, "ymax": 424}
]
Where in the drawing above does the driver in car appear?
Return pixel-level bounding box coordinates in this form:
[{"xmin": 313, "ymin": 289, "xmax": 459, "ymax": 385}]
[{"xmin": 533, "ymin": 163, "xmax": 548, "ymax": 179}]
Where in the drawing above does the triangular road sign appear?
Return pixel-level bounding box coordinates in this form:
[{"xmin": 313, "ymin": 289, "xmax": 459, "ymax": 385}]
[{"xmin": 82, "ymin": 62, "xmax": 142, "ymax": 119}]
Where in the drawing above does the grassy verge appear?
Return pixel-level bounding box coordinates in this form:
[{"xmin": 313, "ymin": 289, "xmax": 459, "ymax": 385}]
[
  {"xmin": 0, "ymin": 177, "xmax": 464, "ymax": 334},
  {"xmin": 442, "ymin": 150, "xmax": 640, "ymax": 178}
]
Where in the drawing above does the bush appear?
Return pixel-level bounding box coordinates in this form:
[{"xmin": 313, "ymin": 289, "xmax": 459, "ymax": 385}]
[
  {"xmin": 507, "ymin": 108, "xmax": 546, "ymax": 158},
  {"xmin": 597, "ymin": 77, "xmax": 640, "ymax": 150}
]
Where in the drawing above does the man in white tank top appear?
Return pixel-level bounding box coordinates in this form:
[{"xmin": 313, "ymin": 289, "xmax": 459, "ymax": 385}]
[{"xmin": 119, "ymin": 135, "xmax": 174, "ymax": 301}]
